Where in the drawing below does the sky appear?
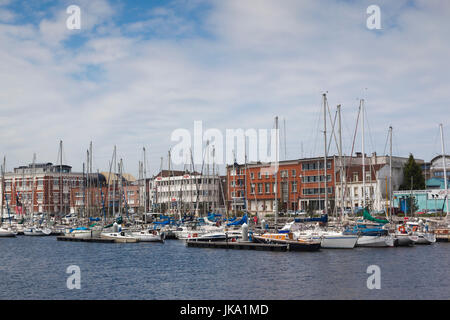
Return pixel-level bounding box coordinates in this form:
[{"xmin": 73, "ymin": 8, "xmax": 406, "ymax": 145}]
[{"xmin": 0, "ymin": 0, "xmax": 449, "ymax": 178}]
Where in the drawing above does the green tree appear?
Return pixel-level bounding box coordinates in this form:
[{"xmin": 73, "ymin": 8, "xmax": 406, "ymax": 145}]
[{"xmin": 400, "ymin": 154, "xmax": 425, "ymax": 190}]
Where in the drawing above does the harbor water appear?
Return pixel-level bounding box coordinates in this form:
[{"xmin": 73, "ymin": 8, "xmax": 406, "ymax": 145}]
[{"xmin": 0, "ymin": 236, "xmax": 449, "ymax": 300}]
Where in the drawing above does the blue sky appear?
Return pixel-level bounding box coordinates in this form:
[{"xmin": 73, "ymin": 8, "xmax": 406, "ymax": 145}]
[{"xmin": 0, "ymin": 0, "xmax": 449, "ymax": 177}]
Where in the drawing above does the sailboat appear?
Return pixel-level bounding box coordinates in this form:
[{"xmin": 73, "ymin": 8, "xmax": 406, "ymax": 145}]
[
  {"xmin": 0, "ymin": 158, "xmax": 16, "ymax": 237},
  {"xmin": 307, "ymin": 94, "xmax": 358, "ymax": 249},
  {"xmin": 349, "ymin": 100, "xmax": 394, "ymax": 247},
  {"xmin": 432, "ymin": 123, "xmax": 450, "ymax": 241}
]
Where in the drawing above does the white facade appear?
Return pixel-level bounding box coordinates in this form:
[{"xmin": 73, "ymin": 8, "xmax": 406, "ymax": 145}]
[
  {"xmin": 335, "ymin": 155, "xmax": 419, "ymax": 212},
  {"xmin": 149, "ymin": 173, "xmax": 221, "ymax": 215}
]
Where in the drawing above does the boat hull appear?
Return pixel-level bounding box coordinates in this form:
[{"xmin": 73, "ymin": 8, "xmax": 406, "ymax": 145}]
[
  {"xmin": 414, "ymin": 233, "xmax": 436, "ymax": 245},
  {"xmin": 64, "ymin": 229, "xmax": 102, "ymax": 239},
  {"xmin": 132, "ymin": 231, "xmax": 165, "ymax": 242},
  {"xmin": 100, "ymin": 232, "xmax": 138, "ymax": 243},
  {"xmin": 319, "ymin": 235, "xmax": 358, "ymax": 249},
  {"xmin": 23, "ymin": 228, "xmax": 52, "ymax": 236},
  {"xmin": 394, "ymin": 234, "xmax": 417, "ymax": 246},
  {"xmin": 0, "ymin": 228, "xmax": 16, "ymax": 237},
  {"xmin": 356, "ymin": 235, "xmax": 394, "ymax": 247}
]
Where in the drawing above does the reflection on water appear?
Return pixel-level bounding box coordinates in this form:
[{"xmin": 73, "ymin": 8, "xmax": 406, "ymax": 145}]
[{"xmin": 0, "ymin": 237, "xmax": 449, "ymax": 300}]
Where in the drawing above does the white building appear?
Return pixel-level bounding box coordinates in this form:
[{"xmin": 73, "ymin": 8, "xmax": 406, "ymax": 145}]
[
  {"xmin": 147, "ymin": 170, "xmax": 222, "ymax": 215},
  {"xmin": 335, "ymin": 153, "xmax": 423, "ymax": 212}
]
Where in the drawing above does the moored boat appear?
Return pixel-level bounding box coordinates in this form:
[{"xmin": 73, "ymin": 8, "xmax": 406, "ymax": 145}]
[
  {"xmin": 23, "ymin": 226, "xmax": 52, "ymax": 236},
  {"xmin": 253, "ymin": 233, "xmax": 321, "ymax": 251},
  {"xmin": 0, "ymin": 227, "xmax": 16, "ymax": 237},
  {"xmin": 100, "ymin": 231, "xmax": 138, "ymax": 243},
  {"xmin": 131, "ymin": 229, "xmax": 165, "ymax": 242}
]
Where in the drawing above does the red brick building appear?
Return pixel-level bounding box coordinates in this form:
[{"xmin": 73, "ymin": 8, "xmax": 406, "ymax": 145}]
[
  {"xmin": 226, "ymin": 157, "xmax": 336, "ymax": 216},
  {"xmin": 1, "ymin": 163, "xmax": 84, "ymax": 218}
]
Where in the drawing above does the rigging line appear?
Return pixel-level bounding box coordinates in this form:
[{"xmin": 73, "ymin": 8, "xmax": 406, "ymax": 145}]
[
  {"xmin": 342, "ymin": 103, "xmax": 362, "ymax": 207},
  {"xmin": 382, "ymin": 126, "xmax": 390, "ymax": 156},
  {"xmin": 326, "ymin": 101, "xmax": 339, "ymax": 157},
  {"xmin": 364, "ymin": 104, "xmax": 377, "ymax": 155},
  {"xmin": 311, "ymin": 95, "xmax": 323, "ymax": 158}
]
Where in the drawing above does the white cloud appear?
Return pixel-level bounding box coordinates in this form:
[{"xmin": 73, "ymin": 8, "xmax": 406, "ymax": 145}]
[{"xmin": 0, "ymin": 0, "xmax": 449, "ymax": 176}]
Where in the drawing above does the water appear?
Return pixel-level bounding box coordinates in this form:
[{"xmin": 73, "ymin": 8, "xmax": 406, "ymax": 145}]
[{"xmin": 0, "ymin": 236, "xmax": 449, "ymax": 300}]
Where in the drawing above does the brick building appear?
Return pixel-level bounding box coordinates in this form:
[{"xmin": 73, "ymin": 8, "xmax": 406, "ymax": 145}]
[
  {"xmin": 226, "ymin": 157, "xmax": 336, "ymax": 217},
  {"xmin": 1, "ymin": 162, "xmax": 84, "ymax": 218}
]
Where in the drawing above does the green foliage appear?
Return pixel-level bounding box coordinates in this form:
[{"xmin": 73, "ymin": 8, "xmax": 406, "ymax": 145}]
[{"xmin": 400, "ymin": 154, "xmax": 425, "ymax": 190}]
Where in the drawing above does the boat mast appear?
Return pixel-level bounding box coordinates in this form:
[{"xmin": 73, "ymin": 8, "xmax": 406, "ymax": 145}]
[
  {"xmin": 337, "ymin": 104, "xmax": 344, "ymax": 220},
  {"xmin": 112, "ymin": 146, "xmax": 117, "ymax": 218},
  {"xmin": 323, "ymin": 94, "xmax": 328, "ymax": 216},
  {"xmin": 86, "ymin": 149, "xmax": 90, "ymax": 218},
  {"xmin": 361, "ymin": 99, "xmax": 366, "ymax": 209},
  {"xmin": 440, "ymin": 124, "xmax": 449, "ymax": 220},
  {"xmin": 274, "ymin": 116, "xmax": 279, "ymax": 230},
  {"xmin": 168, "ymin": 150, "xmax": 171, "ymax": 216},
  {"xmin": 59, "ymin": 140, "xmax": 63, "ymax": 218},
  {"xmin": 389, "ymin": 126, "xmax": 393, "ymax": 221},
  {"xmin": 143, "ymin": 147, "xmax": 147, "ymax": 220},
  {"xmin": 1, "ymin": 157, "xmax": 4, "ymax": 227}
]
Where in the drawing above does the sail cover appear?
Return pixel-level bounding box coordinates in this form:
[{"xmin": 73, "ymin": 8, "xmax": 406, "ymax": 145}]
[{"xmin": 363, "ymin": 208, "xmax": 389, "ymax": 224}]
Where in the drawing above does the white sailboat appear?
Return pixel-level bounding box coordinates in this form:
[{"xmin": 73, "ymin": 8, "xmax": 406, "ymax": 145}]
[
  {"xmin": 291, "ymin": 95, "xmax": 358, "ymax": 249},
  {"xmin": 1, "ymin": 159, "xmax": 16, "ymax": 237},
  {"xmin": 0, "ymin": 227, "xmax": 16, "ymax": 237},
  {"xmin": 406, "ymin": 221, "xmax": 436, "ymax": 244},
  {"xmin": 131, "ymin": 229, "xmax": 165, "ymax": 242},
  {"xmin": 23, "ymin": 226, "xmax": 52, "ymax": 236},
  {"xmin": 64, "ymin": 225, "xmax": 102, "ymax": 239},
  {"xmin": 100, "ymin": 230, "xmax": 139, "ymax": 243}
]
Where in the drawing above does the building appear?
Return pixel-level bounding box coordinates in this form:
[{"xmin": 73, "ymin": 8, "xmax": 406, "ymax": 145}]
[
  {"xmin": 149, "ymin": 170, "xmax": 222, "ymax": 215},
  {"xmin": 394, "ymin": 155, "xmax": 450, "ymax": 214},
  {"xmin": 334, "ymin": 153, "xmax": 419, "ymax": 212},
  {"xmin": 69, "ymin": 183, "xmax": 140, "ymax": 217},
  {"xmin": 226, "ymin": 156, "xmax": 336, "ymax": 217},
  {"xmin": 1, "ymin": 162, "xmax": 84, "ymax": 217}
]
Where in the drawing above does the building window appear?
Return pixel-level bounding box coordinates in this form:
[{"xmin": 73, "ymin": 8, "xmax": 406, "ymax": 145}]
[
  {"xmin": 291, "ymin": 181, "xmax": 297, "ymax": 193},
  {"xmin": 258, "ymin": 183, "xmax": 263, "ymax": 194},
  {"xmin": 250, "ymin": 172, "xmax": 254, "ymax": 179},
  {"xmin": 353, "ymin": 173, "xmax": 359, "ymax": 182},
  {"xmin": 265, "ymin": 183, "xmax": 270, "ymax": 194},
  {"xmin": 251, "ymin": 183, "xmax": 255, "ymax": 194},
  {"xmin": 292, "ymin": 169, "xmax": 296, "ymax": 177}
]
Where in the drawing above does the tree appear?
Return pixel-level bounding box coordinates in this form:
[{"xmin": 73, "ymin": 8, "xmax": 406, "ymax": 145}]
[{"xmin": 400, "ymin": 154, "xmax": 426, "ymax": 191}]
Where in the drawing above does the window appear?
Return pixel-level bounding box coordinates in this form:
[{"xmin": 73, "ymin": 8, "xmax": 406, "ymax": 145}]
[
  {"xmin": 365, "ymin": 172, "xmax": 371, "ymax": 181},
  {"xmin": 251, "ymin": 183, "xmax": 255, "ymax": 194},
  {"xmin": 265, "ymin": 183, "xmax": 270, "ymax": 194},
  {"xmin": 292, "ymin": 169, "xmax": 296, "ymax": 177},
  {"xmin": 250, "ymin": 172, "xmax": 254, "ymax": 179},
  {"xmin": 258, "ymin": 183, "xmax": 263, "ymax": 194},
  {"xmin": 353, "ymin": 173, "xmax": 359, "ymax": 182},
  {"xmin": 258, "ymin": 172, "xmax": 261, "ymax": 179},
  {"xmin": 291, "ymin": 181, "xmax": 297, "ymax": 193}
]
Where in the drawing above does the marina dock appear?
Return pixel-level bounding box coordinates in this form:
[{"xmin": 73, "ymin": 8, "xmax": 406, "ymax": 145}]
[
  {"xmin": 186, "ymin": 239, "xmax": 288, "ymax": 251},
  {"xmin": 57, "ymin": 236, "xmax": 115, "ymax": 243}
]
